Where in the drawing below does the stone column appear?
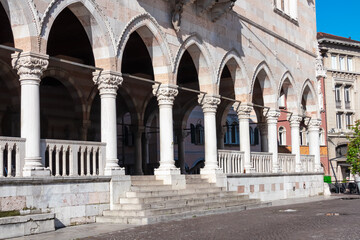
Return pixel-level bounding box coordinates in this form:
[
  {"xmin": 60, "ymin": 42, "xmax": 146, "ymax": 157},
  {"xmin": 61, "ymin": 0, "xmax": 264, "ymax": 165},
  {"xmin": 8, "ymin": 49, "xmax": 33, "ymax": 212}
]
[
  {"xmin": 265, "ymin": 109, "xmax": 281, "ymax": 173},
  {"xmin": 12, "ymin": 52, "xmax": 50, "ymax": 176},
  {"xmin": 289, "ymin": 115, "xmax": 303, "ymax": 172},
  {"xmin": 93, "ymin": 70, "xmax": 124, "ymax": 176},
  {"xmin": 134, "ymin": 126, "xmax": 144, "ymax": 175},
  {"xmin": 153, "ymin": 84, "xmax": 185, "ymax": 188},
  {"xmin": 308, "ymin": 119, "xmax": 323, "ymax": 172},
  {"xmin": 258, "ymin": 123, "xmax": 268, "ymax": 152},
  {"xmin": 233, "ymin": 103, "xmax": 254, "ymax": 173},
  {"xmin": 198, "ymin": 94, "xmax": 225, "ymax": 186},
  {"xmin": 198, "ymin": 94, "xmax": 221, "ymax": 173}
]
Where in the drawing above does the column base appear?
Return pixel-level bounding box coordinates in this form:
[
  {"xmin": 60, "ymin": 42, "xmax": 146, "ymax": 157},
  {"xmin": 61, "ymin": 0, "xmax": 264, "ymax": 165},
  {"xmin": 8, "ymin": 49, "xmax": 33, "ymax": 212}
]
[
  {"xmin": 154, "ymin": 168, "xmax": 185, "ymax": 189},
  {"xmin": 200, "ymin": 168, "xmax": 226, "ymax": 187},
  {"xmin": 104, "ymin": 167, "xmax": 125, "ymax": 176},
  {"xmin": 22, "ymin": 167, "xmax": 51, "ymax": 177}
]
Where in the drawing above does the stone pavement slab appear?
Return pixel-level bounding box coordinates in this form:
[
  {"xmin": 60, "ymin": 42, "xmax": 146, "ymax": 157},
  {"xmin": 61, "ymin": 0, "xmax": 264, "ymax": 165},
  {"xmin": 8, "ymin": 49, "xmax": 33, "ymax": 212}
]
[{"xmin": 9, "ymin": 195, "xmax": 356, "ymax": 240}]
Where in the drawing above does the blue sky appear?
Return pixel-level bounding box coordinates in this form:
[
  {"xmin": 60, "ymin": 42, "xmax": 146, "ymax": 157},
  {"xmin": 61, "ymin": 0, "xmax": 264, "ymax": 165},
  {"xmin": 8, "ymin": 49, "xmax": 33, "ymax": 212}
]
[{"xmin": 316, "ymin": 0, "xmax": 360, "ymax": 40}]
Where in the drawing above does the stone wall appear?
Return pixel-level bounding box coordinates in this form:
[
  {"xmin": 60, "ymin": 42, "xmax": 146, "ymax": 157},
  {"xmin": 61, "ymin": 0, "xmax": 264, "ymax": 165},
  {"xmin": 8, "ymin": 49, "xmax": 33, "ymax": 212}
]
[
  {"xmin": 227, "ymin": 173, "xmax": 324, "ymax": 201},
  {"xmin": 0, "ymin": 177, "xmax": 111, "ymax": 228}
]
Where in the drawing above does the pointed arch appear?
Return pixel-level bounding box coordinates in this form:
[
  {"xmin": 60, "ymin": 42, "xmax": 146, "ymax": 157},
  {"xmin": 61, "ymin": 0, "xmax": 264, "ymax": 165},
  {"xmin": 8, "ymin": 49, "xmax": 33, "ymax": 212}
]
[
  {"xmin": 0, "ymin": 0, "xmax": 39, "ymax": 51},
  {"xmin": 174, "ymin": 34, "xmax": 216, "ymax": 93},
  {"xmin": 299, "ymin": 79, "xmax": 319, "ymax": 118},
  {"xmin": 250, "ymin": 61, "xmax": 277, "ymax": 108},
  {"xmin": 39, "ymin": 0, "xmax": 116, "ymax": 69},
  {"xmin": 117, "ymin": 13, "xmax": 173, "ymax": 84},
  {"xmin": 217, "ymin": 50, "xmax": 250, "ymax": 102},
  {"xmin": 278, "ymin": 71, "xmax": 300, "ymax": 114}
]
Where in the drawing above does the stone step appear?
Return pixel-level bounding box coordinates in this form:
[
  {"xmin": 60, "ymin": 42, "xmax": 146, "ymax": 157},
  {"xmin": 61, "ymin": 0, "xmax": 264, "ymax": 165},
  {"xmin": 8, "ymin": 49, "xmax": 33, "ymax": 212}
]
[
  {"xmin": 185, "ymin": 183, "xmax": 216, "ymax": 189},
  {"xmin": 131, "ymin": 180, "xmax": 165, "ymax": 186},
  {"xmin": 115, "ymin": 194, "xmax": 251, "ymax": 210},
  {"xmin": 97, "ymin": 201, "xmax": 271, "ymax": 225},
  {"xmin": 119, "ymin": 191, "xmax": 246, "ymax": 204},
  {"xmin": 131, "ymin": 176, "xmax": 157, "ymax": 181},
  {"xmin": 129, "ymin": 185, "xmax": 174, "ymax": 192},
  {"xmin": 104, "ymin": 198, "xmax": 261, "ymax": 217},
  {"xmin": 125, "ymin": 186, "xmax": 226, "ymax": 198}
]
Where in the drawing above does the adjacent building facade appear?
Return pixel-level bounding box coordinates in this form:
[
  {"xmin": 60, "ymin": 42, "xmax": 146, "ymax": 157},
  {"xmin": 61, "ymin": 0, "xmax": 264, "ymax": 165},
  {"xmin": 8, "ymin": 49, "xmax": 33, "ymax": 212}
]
[{"xmin": 318, "ymin": 32, "xmax": 360, "ymax": 181}]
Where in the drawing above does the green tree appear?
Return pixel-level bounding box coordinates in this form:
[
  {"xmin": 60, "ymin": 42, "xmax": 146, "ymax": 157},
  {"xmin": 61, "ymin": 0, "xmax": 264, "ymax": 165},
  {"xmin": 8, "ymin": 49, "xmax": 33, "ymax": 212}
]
[{"xmin": 347, "ymin": 120, "xmax": 360, "ymax": 175}]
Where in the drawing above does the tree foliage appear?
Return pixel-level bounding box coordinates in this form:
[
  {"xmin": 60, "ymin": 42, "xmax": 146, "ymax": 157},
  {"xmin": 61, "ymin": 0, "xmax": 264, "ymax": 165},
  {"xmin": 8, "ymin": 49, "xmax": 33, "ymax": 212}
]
[{"xmin": 347, "ymin": 120, "xmax": 360, "ymax": 175}]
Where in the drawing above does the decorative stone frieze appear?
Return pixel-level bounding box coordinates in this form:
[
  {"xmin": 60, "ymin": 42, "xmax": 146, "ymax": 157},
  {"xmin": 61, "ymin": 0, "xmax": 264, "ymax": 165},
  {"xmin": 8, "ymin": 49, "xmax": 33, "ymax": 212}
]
[
  {"xmin": 169, "ymin": 0, "xmax": 237, "ymax": 31},
  {"xmin": 232, "ymin": 102, "xmax": 253, "ymax": 119},
  {"xmin": 153, "ymin": 84, "xmax": 179, "ymax": 105},
  {"xmin": 11, "ymin": 52, "xmax": 49, "ymax": 81},
  {"xmin": 93, "ymin": 71, "xmax": 123, "ymax": 95},
  {"xmin": 198, "ymin": 94, "xmax": 221, "ymax": 113},
  {"xmin": 315, "ymin": 47, "xmax": 326, "ymax": 78}
]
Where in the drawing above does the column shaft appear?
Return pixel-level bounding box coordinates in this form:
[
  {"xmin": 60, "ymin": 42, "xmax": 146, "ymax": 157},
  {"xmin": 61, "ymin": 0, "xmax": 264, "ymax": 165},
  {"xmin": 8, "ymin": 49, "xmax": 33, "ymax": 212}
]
[
  {"xmin": 266, "ymin": 110, "xmax": 280, "ymax": 173},
  {"xmin": 233, "ymin": 103, "xmax": 253, "ymax": 172},
  {"xmin": 290, "ymin": 115, "xmax": 302, "ymax": 172},
  {"xmin": 134, "ymin": 127, "xmax": 144, "ymax": 175},
  {"xmin": 12, "ymin": 52, "xmax": 49, "ymax": 176},
  {"xmin": 93, "ymin": 71, "xmax": 124, "ymax": 176},
  {"xmin": 309, "ymin": 119, "xmax": 322, "ymax": 172}
]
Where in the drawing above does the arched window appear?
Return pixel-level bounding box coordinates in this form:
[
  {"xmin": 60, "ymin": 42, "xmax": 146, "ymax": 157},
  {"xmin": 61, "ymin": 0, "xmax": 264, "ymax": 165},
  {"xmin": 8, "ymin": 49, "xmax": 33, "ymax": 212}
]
[
  {"xmin": 300, "ymin": 127, "xmax": 307, "ymax": 146},
  {"xmin": 249, "ymin": 127, "xmax": 254, "ymax": 145},
  {"xmin": 254, "ymin": 127, "xmax": 259, "ymax": 145},
  {"xmin": 278, "ymin": 126, "xmax": 286, "ymax": 146},
  {"xmin": 224, "ymin": 121, "xmax": 230, "ymax": 144}
]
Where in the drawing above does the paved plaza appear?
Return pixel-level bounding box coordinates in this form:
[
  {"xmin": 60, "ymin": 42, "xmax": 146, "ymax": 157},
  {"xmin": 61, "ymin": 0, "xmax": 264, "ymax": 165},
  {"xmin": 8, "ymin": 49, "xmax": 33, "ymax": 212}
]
[{"xmin": 12, "ymin": 195, "xmax": 360, "ymax": 240}]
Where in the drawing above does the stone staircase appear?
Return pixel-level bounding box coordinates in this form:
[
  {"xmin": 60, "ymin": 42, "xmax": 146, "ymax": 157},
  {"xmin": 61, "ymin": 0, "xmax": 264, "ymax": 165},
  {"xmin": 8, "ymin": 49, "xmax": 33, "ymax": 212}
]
[{"xmin": 96, "ymin": 175, "xmax": 270, "ymax": 225}]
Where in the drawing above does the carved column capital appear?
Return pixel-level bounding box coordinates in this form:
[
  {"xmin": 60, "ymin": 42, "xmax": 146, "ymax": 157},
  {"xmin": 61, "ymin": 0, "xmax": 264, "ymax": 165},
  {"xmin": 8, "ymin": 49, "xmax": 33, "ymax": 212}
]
[
  {"xmin": 11, "ymin": 52, "xmax": 49, "ymax": 83},
  {"xmin": 233, "ymin": 102, "xmax": 253, "ymax": 119},
  {"xmin": 288, "ymin": 114, "xmax": 303, "ymax": 127},
  {"xmin": 265, "ymin": 109, "xmax": 280, "ymax": 124},
  {"xmin": 153, "ymin": 84, "xmax": 178, "ymax": 105},
  {"xmin": 198, "ymin": 94, "xmax": 221, "ymax": 113},
  {"xmin": 93, "ymin": 70, "xmax": 123, "ymax": 95},
  {"xmin": 308, "ymin": 119, "xmax": 322, "ymax": 131}
]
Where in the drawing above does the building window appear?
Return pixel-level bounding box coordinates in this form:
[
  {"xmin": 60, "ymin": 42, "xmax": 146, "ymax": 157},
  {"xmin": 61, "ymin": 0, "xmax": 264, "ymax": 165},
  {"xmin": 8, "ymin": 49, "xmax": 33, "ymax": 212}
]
[
  {"xmin": 250, "ymin": 127, "xmax": 254, "ymax": 145},
  {"xmin": 346, "ymin": 114, "xmax": 352, "ymax": 129},
  {"xmin": 344, "ymin": 86, "xmax": 351, "ymax": 103},
  {"xmin": 254, "ymin": 127, "xmax": 259, "ymax": 145},
  {"xmin": 278, "ymin": 91, "xmax": 286, "ymax": 109},
  {"xmin": 335, "ymin": 84, "xmax": 341, "ymax": 108},
  {"xmin": 336, "ymin": 113, "xmax": 342, "ymax": 129},
  {"xmin": 300, "ymin": 127, "xmax": 307, "ymax": 146},
  {"xmin": 231, "ymin": 122, "xmax": 239, "ymax": 144},
  {"xmin": 191, "ymin": 123, "xmax": 204, "ymax": 145},
  {"xmin": 339, "ymin": 56, "xmax": 346, "ymax": 70},
  {"xmin": 278, "ymin": 126, "xmax": 286, "ymax": 146},
  {"xmin": 274, "ymin": 0, "xmax": 297, "ymax": 19},
  {"xmin": 347, "ymin": 57, "xmax": 353, "ymax": 71},
  {"xmin": 331, "ymin": 55, "xmax": 337, "ymax": 69}
]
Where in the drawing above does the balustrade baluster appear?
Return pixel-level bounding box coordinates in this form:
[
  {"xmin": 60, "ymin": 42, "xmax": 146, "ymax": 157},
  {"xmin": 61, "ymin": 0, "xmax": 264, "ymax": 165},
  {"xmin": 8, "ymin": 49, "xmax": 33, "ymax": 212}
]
[
  {"xmin": 15, "ymin": 146, "xmax": 20, "ymax": 177},
  {"xmin": 92, "ymin": 148, "xmax": 96, "ymax": 175},
  {"xmin": 86, "ymin": 148, "xmax": 91, "ymax": 176},
  {"xmin": 55, "ymin": 147, "xmax": 60, "ymax": 176},
  {"xmin": 80, "ymin": 148, "xmax": 85, "ymax": 176},
  {"xmin": 49, "ymin": 146, "xmax": 54, "ymax": 176},
  {"xmin": 7, "ymin": 145, "xmax": 12, "ymax": 177},
  {"xmin": 69, "ymin": 148, "xmax": 74, "ymax": 176},
  {"xmin": 0, "ymin": 145, "xmax": 4, "ymax": 177},
  {"xmin": 62, "ymin": 147, "xmax": 67, "ymax": 176}
]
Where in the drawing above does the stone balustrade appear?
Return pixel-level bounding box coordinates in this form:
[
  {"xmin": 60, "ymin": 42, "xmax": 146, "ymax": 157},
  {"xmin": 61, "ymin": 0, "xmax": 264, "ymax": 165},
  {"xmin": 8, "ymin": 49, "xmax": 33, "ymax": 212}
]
[
  {"xmin": 300, "ymin": 154, "xmax": 315, "ymax": 172},
  {"xmin": 218, "ymin": 150, "xmax": 244, "ymax": 174},
  {"xmin": 40, "ymin": 139, "xmax": 106, "ymax": 177},
  {"xmin": 278, "ymin": 153, "xmax": 296, "ymax": 173},
  {"xmin": 0, "ymin": 137, "xmax": 25, "ymax": 177},
  {"xmin": 251, "ymin": 152, "xmax": 273, "ymax": 173}
]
